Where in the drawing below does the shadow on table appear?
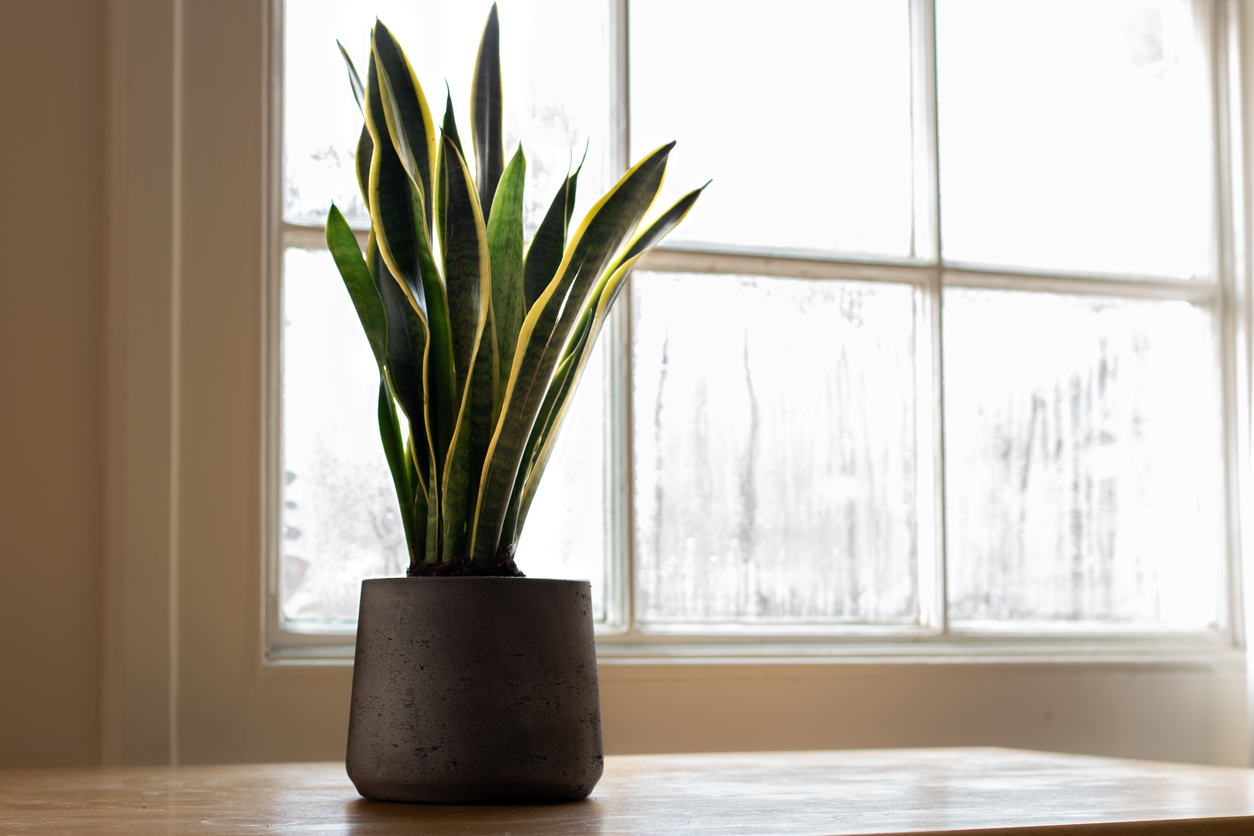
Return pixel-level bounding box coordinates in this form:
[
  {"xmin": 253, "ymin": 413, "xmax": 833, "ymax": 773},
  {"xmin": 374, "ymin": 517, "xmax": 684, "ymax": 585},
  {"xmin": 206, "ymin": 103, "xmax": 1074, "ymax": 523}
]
[{"xmin": 346, "ymin": 797, "xmax": 606, "ymax": 834}]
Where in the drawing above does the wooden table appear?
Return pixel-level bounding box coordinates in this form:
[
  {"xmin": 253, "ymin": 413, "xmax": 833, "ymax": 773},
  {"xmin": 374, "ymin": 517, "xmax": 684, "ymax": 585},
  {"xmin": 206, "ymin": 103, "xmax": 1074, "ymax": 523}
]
[{"xmin": 2, "ymin": 748, "xmax": 1253, "ymax": 834}]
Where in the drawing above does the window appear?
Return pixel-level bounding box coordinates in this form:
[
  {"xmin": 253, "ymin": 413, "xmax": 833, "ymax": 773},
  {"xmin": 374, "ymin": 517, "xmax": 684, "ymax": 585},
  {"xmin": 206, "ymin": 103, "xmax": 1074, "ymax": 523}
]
[{"xmin": 271, "ymin": 0, "xmax": 1245, "ymax": 658}]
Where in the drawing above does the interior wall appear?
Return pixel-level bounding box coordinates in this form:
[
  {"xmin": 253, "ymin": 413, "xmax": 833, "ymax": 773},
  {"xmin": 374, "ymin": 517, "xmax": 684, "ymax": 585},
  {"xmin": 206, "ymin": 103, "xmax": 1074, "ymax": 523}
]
[{"xmin": 0, "ymin": 0, "xmax": 108, "ymax": 768}]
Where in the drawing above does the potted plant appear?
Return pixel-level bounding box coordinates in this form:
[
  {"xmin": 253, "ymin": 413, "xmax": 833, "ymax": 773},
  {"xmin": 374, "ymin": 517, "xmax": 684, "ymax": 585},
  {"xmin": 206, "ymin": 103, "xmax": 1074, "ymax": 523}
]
[{"xmin": 326, "ymin": 5, "xmax": 705, "ymax": 804}]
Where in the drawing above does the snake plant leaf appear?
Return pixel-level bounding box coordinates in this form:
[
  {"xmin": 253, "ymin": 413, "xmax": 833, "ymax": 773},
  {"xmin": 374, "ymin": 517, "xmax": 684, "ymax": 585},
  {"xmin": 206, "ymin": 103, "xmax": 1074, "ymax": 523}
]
[
  {"xmin": 377, "ymin": 377, "xmax": 417, "ymax": 566},
  {"xmin": 326, "ymin": 204, "xmax": 387, "ymax": 370},
  {"xmin": 339, "ymin": 45, "xmax": 374, "ymax": 211},
  {"xmin": 367, "ymin": 40, "xmax": 458, "ymax": 479},
  {"xmin": 406, "ymin": 434, "xmax": 428, "ymax": 566},
  {"xmin": 437, "ymin": 134, "xmax": 493, "ymax": 557},
  {"xmin": 499, "ymin": 350, "xmax": 574, "ymax": 547},
  {"xmin": 522, "ymin": 158, "xmax": 583, "ymax": 311},
  {"xmin": 435, "ymin": 87, "xmax": 465, "ymax": 240},
  {"xmin": 365, "ymin": 48, "xmax": 427, "ymax": 317},
  {"xmin": 469, "ymin": 142, "xmax": 674, "ymax": 565},
  {"xmin": 355, "ymin": 124, "xmax": 373, "ymax": 212},
  {"xmin": 487, "ymin": 145, "xmax": 526, "ymax": 386},
  {"xmin": 470, "ymin": 4, "xmax": 504, "ymax": 220},
  {"xmin": 425, "ymin": 456, "xmax": 441, "ymax": 562},
  {"xmin": 510, "ymin": 186, "xmax": 708, "ymax": 540},
  {"xmin": 337, "ymin": 41, "xmax": 366, "ymax": 115},
  {"xmin": 366, "ymin": 231, "xmax": 431, "ymax": 490},
  {"xmin": 372, "ymin": 20, "xmax": 437, "ymax": 235},
  {"xmin": 440, "ymin": 134, "xmax": 490, "ymax": 403}
]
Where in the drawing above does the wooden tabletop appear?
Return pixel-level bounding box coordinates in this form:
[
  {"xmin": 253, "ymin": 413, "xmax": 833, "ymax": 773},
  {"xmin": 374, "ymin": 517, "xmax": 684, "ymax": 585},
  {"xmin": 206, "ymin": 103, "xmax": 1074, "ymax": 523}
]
[{"xmin": 2, "ymin": 747, "xmax": 1253, "ymax": 835}]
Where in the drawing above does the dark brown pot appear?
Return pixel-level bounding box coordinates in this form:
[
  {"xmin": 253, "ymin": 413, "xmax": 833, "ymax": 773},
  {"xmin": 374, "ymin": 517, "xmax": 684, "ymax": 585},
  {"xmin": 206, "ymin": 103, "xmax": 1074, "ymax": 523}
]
[{"xmin": 345, "ymin": 577, "xmax": 603, "ymax": 803}]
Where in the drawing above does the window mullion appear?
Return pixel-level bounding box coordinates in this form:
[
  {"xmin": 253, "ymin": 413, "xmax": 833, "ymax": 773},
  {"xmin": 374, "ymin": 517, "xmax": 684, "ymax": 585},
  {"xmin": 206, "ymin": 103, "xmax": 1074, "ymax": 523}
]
[
  {"xmin": 1213, "ymin": 0, "xmax": 1249, "ymax": 651},
  {"xmin": 610, "ymin": 0, "xmax": 635, "ymax": 636},
  {"xmin": 911, "ymin": 0, "xmax": 947, "ymax": 634}
]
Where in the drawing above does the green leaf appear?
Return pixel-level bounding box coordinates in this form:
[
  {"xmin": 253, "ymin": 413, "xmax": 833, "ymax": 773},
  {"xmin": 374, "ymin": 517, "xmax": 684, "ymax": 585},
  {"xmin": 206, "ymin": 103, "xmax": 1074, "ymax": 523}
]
[
  {"xmin": 470, "ymin": 142, "xmax": 675, "ymax": 565},
  {"xmin": 487, "ymin": 145, "xmax": 526, "ymax": 387},
  {"xmin": 372, "ymin": 20, "xmax": 437, "ymax": 236},
  {"xmin": 470, "ymin": 4, "xmax": 504, "ymax": 219},
  {"xmin": 407, "ymin": 432, "xmax": 428, "ymax": 569},
  {"xmin": 365, "ymin": 47, "xmax": 426, "ymax": 316},
  {"xmin": 522, "ymin": 158, "xmax": 582, "ymax": 311},
  {"xmin": 510, "ymin": 185, "xmax": 709, "ymax": 544},
  {"xmin": 326, "ymin": 204, "xmax": 387, "ymax": 370},
  {"xmin": 366, "ymin": 232, "xmax": 430, "ymax": 489},
  {"xmin": 437, "ymin": 133, "xmax": 493, "ymax": 557},
  {"xmin": 439, "ymin": 135, "xmax": 490, "ymax": 406},
  {"xmin": 355, "ymin": 124, "xmax": 373, "ymax": 213},
  {"xmin": 377, "ymin": 377, "xmax": 417, "ymax": 568},
  {"xmin": 337, "ymin": 41, "xmax": 366, "ymax": 115},
  {"xmin": 435, "ymin": 88, "xmax": 464, "ymax": 240},
  {"xmin": 500, "ymin": 350, "xmax": 574, "ymax": 547},
  {"xmin": 367, "ymin": 37, "xmax": 457, "ymax": 487}
]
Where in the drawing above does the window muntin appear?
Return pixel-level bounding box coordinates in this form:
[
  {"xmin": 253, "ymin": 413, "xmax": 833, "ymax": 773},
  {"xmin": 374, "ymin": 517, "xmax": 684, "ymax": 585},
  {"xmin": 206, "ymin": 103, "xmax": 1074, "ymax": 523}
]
[{"xmin": 273, "ymin": 0, "xmax": 1240, "ymax": 653}]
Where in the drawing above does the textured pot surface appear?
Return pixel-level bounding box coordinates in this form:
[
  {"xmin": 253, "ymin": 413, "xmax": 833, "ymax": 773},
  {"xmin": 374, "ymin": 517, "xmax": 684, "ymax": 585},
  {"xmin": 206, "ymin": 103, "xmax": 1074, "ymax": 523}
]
[{"xmin": 346, "ymin": 577, "xmax": 603, "ymax": 803}]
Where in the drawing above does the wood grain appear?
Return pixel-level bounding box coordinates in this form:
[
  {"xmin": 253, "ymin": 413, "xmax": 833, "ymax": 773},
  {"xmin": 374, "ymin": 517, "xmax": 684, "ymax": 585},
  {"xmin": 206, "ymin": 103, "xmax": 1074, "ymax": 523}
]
[{"xmin": 1, "ymin": 748, "xmax": 1252, "ymax": 834}]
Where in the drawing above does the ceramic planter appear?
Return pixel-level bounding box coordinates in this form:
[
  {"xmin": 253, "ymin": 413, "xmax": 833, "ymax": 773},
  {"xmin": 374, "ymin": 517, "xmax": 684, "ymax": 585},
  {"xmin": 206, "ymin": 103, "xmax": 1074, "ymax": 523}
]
[{"xmin": 345, "ymin": 577, "xmax": 604, "ymax": 803}]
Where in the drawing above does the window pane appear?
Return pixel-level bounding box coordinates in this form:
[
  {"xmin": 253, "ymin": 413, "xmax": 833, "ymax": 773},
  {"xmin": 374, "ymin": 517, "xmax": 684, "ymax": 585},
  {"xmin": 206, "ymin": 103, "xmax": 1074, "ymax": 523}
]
[
  {"xmin": 282, "ymin": 247, "xmax": 404, "ymax": 623},
  {"xmin": 632, "ymin": 273, "xmax": 919, "ymax": 626},
  {"xmin": 943, "ymin": 289, "xmax": 1225, "ymax": 629},
  {"xmin": 281, "ymin": 247, "xmax": 608, "ymax": 625},
  {"xmin": 937, "ymin": 0, "xmax": 1214, "ymax": 278},
  {"xmin": 513, "ymin": 335, "xmax": 610, "ymax": 622},
  {"xmin": 284, "ymin": 0, "xmax": 612, "ymax": 232},
  {"xmin": 630, "ymin": 0, "xmax": 915, "ymax": 257}
]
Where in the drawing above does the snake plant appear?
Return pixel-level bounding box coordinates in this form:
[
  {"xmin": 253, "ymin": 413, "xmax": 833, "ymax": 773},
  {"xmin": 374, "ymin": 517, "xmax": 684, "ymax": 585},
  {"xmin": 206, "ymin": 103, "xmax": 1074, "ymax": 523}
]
[{"xmin": 325, "ymin": 5, "xmax": 705, "ymax": 575}]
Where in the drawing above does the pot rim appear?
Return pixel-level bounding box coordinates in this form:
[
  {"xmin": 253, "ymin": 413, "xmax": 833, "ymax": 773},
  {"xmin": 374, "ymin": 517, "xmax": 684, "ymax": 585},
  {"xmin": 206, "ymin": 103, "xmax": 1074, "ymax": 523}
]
[{"xmin": 360, "ymin": 576, "xmax": 592, "ymax": 586}]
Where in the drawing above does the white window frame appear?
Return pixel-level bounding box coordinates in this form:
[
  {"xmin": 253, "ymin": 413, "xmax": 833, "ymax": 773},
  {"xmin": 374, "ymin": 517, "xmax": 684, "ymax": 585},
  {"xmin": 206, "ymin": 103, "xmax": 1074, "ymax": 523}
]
[{"xmin": 265, "ymin": 0, "xmax": 1253, "ymax": 667}]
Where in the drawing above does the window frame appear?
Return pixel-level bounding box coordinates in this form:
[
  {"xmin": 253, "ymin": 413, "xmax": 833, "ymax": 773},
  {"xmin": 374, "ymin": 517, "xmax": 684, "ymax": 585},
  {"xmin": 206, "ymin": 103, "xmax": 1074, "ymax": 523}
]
[{"xmin": 266, "ymin": 0, "xmax": 1252, "ymax": 664}]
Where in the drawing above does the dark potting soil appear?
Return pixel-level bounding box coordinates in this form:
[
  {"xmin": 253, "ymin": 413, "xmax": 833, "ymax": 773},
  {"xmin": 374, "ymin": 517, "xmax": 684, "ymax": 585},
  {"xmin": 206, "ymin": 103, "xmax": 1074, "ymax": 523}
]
[{"xmin": 406, "ymin": 548, "xmax": 526, "ymax": 578}]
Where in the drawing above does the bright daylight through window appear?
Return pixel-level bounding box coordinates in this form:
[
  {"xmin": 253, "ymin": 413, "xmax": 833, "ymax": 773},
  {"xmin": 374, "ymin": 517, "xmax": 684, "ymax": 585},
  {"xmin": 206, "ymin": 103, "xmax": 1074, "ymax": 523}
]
[{"xmin": 275, "ymin": 0, "xmax": 1239, "ymax": 652}]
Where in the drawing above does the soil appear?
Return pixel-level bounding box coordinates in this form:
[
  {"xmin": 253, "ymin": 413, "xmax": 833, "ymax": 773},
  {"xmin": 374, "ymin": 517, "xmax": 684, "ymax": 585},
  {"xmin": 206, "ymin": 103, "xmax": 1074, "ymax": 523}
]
[{"xmin": 406, "ymin": 547, "xmax": 526, "ymax": 578}]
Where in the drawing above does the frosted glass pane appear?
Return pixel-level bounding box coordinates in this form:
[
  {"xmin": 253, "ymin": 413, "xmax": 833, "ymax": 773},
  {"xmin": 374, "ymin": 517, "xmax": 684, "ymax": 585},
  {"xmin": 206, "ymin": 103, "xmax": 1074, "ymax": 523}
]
[
  {"xmin": 633, "ymin": 272, "xmax": 919, "ymax": 625},
  {"xmin": 630, "ymin": 0, "xmax": 914, "ymax": 257},
  {"xmin": 943, "ymin": 289, "xmax": 1225, "ymax": 629},
  {"xmin": 282, "ymin": 247, "xmax": 405, "ymax": 622},
  {"xmin": 513, "ymin": 334, "xmax": 610, "ymax": 620},
  {"xmin": 284, "ymin": 0, "xmax": 611, "ymax": 233},
  {"xmin": 281, "ymin": 247, "xmax": 607, "ymax": 624},
  {"xmin": 937, "ymin": 0, "xmax": 1213, "ymax": 278}
]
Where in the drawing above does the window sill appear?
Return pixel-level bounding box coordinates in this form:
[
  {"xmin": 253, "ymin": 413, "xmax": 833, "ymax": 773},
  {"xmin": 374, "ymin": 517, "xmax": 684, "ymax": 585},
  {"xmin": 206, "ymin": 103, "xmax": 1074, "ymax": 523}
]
[{"xmin": 265, "ymin": 628, "xmax": 1239, "ymax": 668}]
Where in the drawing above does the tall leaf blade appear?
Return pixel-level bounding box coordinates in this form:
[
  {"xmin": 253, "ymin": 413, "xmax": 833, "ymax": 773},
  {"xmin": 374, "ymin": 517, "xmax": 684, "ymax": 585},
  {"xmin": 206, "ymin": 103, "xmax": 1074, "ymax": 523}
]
[
  {"xmin": 437, "ymin": 134, "xmax": 493, "ymax": 557},
  {"xmin": 511, "ymin": 185, "xmax": 708, "ymax": 543},
  {"xmin": 365, "ymin": 47, "xmax": 426, "ymax": 317},
  {"xmin": 522, "ymin": 161, "xmax": 582, "ymax": 311},
  {"xmin": 487, "ymin": 145, "xmax": 526, "ymax": 387},
  {"xmin": 435, "ymin": 89, "xmax": 464, "ymax": 242},
  {"xmin": 337, "ymin": 41, "xmax": 366, "ymax": 114},
  {"xmin": 470, "ymin": 4, "xmax": 504, "ymax": 219},
  {"xmin": 377, "ymin": 378, "xmax": 418, "ymax": 567},
  {"xmin": 368, "ymin": 39, "xmax": 457, "ymax": 485},
  {"xmin": 372, "ymin": 20, "xmax": 437, "ymax": 235},
  {"xmin": 366, "ymin": 232, "xmax": 431, "ymax": 491},
  {"xmin": 440, "ymin": 135, "xmax": 490, "ymax": 404},
  {"xmin": 470, "ymin": 142, "xmax": 674, "ymax": 564},
  {"xmin": 326, "ymin": 204, "xmax": 387, "ymax": 370},
  {"xmin": 355, "ymin": 124, "xmax": 373, "ymax": 212}
]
